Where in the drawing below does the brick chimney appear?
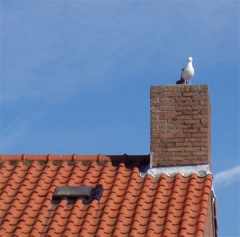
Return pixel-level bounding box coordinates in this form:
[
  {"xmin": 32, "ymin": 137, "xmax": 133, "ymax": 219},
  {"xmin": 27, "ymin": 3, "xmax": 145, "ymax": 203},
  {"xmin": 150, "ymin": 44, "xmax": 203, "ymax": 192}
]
[{"xmin": 150, "ymin": 85, "xmax": 211, "ymax": 168}]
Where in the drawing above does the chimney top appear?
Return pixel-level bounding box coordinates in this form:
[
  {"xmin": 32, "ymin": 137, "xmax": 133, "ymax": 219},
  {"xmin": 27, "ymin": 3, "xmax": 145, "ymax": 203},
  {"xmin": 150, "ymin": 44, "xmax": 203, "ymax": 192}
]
[{"xmin": 150, "ymin": 85, "xmax": 211, "ymax": 169}]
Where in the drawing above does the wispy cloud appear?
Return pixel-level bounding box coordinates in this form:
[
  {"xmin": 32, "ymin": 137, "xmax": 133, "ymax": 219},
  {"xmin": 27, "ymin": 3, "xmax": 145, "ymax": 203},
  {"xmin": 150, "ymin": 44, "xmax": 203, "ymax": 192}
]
[
  {"xmin": 214, "ymin": 165, "xmax": 240, "ymax": 188},
  {"xmin": 1, "ymin": 1, "xmax": 237, "ymax": 102},
  {"xmin": 0, "ymin": 102, "xmax": 48, "ymax": 153}
]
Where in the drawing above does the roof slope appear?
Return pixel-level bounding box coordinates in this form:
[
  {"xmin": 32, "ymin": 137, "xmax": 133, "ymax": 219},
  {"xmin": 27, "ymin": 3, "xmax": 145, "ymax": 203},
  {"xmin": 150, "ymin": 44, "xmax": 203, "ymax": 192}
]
[{"xmin": 0, "ymin": 154, "xmax": 213, "ymax": 237}]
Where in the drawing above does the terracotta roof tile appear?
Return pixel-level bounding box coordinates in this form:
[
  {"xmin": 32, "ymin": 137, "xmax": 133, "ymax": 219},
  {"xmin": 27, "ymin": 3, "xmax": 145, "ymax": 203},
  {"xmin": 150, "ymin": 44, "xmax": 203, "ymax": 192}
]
[{"xmin": 0, "ymin": 154, "xmax": 214, "ymax": 236}]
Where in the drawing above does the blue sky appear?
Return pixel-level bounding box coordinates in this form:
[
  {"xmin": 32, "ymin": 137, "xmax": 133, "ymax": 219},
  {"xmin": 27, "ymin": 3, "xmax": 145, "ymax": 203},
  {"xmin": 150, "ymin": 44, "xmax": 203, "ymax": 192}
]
[{"xmin": 1, "ymin": 1, "xmax": 239, "ymax": 236}]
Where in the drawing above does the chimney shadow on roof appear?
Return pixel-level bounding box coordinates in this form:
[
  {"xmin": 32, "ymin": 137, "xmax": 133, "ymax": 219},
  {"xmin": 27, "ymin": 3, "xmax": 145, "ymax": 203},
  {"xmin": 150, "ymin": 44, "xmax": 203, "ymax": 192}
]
[{"xmin": 107, "ymin": 154, "xmax": 150, "ymax": 170}]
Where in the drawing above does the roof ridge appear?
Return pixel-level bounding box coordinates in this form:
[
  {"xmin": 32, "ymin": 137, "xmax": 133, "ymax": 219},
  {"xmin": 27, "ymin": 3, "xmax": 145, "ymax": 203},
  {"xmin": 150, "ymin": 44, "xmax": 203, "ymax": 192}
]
[
  {"xmin": 0, "ymin": 153, "xmax": 149, "ymax": 160},
  {"xmin": 0, "ymin": 154, "xmax": 110, "ymax": 162},
  {"xmin": 0, "ymin": 154, "xmax": 150, "ymax": 170}
]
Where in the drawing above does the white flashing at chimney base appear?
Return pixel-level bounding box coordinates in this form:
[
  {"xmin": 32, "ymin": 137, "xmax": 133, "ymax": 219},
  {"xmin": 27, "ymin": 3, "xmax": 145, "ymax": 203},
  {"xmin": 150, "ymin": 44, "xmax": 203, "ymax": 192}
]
[
  {"xmin": 140, "ymin": 164, "xmax": 211, "ymax": 178},
  {"xmin": 150, "ymin": 152, "xmax": 154, "ymax": 169}
]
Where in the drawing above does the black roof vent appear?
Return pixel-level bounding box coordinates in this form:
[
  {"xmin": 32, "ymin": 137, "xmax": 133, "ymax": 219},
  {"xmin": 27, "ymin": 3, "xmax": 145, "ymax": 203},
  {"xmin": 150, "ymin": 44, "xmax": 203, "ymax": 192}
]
[{"xmin": 52, "ymin": 185, "xmax": 103, "ymax": 204}]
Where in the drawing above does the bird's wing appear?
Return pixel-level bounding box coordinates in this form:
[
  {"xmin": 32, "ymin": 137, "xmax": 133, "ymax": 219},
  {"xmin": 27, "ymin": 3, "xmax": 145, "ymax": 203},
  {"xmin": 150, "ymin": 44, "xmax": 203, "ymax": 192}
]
[{"xmin": 180, "ymin": 67, "xmax": 185, "ymax": 79}]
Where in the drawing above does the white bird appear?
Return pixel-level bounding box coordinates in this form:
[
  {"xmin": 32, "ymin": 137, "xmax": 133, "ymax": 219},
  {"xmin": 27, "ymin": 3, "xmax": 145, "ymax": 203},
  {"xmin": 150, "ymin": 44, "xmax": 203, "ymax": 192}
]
[{"xmin": 178, "ymin": 57, "xmax": 194, "ymax": 84}]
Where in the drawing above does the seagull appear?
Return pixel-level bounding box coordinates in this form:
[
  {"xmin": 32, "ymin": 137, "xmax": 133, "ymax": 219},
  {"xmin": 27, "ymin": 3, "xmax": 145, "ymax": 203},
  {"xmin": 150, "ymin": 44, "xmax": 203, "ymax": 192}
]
[{"xmin": 176, "ymin": 57, "xmax": 194, "ymax": 84}]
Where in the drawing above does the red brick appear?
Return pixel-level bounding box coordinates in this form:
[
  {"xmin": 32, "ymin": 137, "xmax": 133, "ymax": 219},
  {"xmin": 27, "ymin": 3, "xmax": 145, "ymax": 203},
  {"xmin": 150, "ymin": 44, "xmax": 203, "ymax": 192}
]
[
  {"xmin": 192, "ymin": 142, "xmax": 208, "ymax": 147},
  {"xmin": 187, "ymin": 120, "xmax": 200, "ymax": 124},
  {"xmin": 151, "ymin": 120, "xmax": 167, "ymax": 125},
  {"xmin": 158, "ymin": 132, "xmax": 175, "ymax": 137},
  {"xmin": 175, "ymin": 142, "xmax": 192, "ymax": 147},
  {"xmin": 185, "ymin": 138, "xmax": 201, "ymax": 142},
  {"xmin": 167, "ymin": 138, "xmax": 185, "ymax": 143},
  {"xmin": 175, "ymin": 106, "xmax": 192, "ymax": 111},
  {"xmin": 167, "ymin": 147, "xmax": 183, "ymax": 152},
  {"xmin": 184, "ymin": 147, "xmax": 200, "ymax": 152},
  {"xmin": 192, "ymin": 151, "xmax": 208, "ymax": 156},
  {"xmin": 175, "ymin": 133, "xmax": 191, "ymax": 138},
  {"xmin": 176, "ymin": 115, "xmax": 192, "ymax": 120},
  {"xmin": 152, "ymin": 111, "xmax": 167, "ymax": 116},
  {"xmin": 151, "ymin": 102, "xmax": 168, "ymax": 107},
  {"xmin": 175, "ymin": 152, "xmax": 192, "ymax": 157},
  {"xmin": 192, "ymin": 133, "xmax": 208, "ymax": 138}
]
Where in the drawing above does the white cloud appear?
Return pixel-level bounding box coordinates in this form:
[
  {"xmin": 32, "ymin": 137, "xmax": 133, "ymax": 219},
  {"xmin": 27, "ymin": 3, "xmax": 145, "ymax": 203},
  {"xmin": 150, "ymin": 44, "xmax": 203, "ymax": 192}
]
[
  {"xmin": 1, "ymin": 1, "xmax": 238, "ymax": 102},
  {"xmin": 0, "ymin": 102, "xmax": 49, "ymax": 153},
  {"xmin": 214, "ymin": 165, "xmax": 240, "ymax": 188}
]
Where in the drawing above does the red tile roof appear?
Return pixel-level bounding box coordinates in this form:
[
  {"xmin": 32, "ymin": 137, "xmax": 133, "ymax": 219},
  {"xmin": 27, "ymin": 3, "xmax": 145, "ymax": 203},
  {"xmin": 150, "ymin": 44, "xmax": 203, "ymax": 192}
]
[{"xmin": 0, "ymin": 154, "xmax": 213, "ymax": 236}]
